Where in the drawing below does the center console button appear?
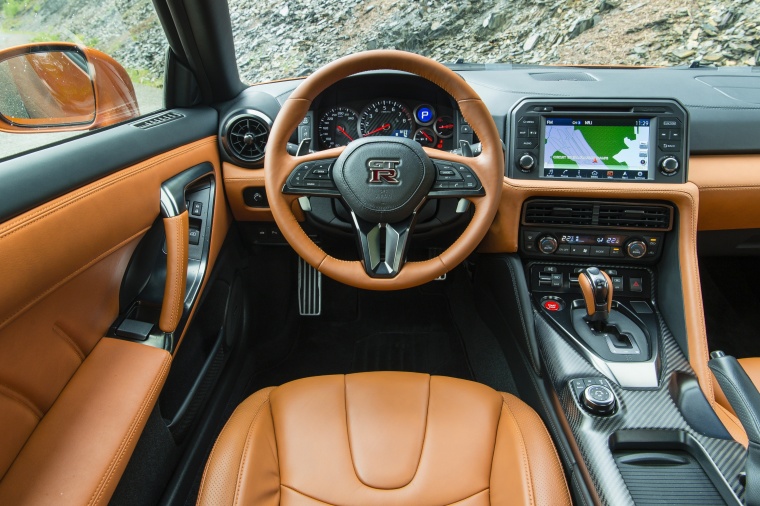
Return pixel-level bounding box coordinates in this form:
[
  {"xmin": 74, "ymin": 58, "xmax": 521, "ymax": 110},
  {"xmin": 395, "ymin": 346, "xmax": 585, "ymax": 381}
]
[
  {"xmin": 570, "ymin": 245, "xmax": 590, "ymax": 256},
  {"xmin": 591, "ymin": 246, "xmax": 610, "ymax": 257},
  {"xmin": 557, "ymin": 245, "xmax": 571, "ymax": 255},
  {"xmin": 612, "ymin": 276, "xmax": 624, "ymax": 291}
]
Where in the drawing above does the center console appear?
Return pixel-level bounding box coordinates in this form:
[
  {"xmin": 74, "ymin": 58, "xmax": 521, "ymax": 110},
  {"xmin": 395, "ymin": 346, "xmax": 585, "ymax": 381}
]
[{"xmin": 478, "ymin": 191, "xmax": 747, "ymax": 503}]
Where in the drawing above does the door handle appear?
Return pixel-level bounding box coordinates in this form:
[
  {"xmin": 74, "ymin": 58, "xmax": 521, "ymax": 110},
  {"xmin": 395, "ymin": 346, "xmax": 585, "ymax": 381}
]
[{"xmin": 159, "ymin": 163, "xmax": 214, "ymax": 334}]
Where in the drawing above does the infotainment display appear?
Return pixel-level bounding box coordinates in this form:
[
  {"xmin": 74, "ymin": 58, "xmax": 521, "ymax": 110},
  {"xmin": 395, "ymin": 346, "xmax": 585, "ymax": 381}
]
[{"xmin": 541, "ymin": 117, "xmax": 653, "ymax": 181}]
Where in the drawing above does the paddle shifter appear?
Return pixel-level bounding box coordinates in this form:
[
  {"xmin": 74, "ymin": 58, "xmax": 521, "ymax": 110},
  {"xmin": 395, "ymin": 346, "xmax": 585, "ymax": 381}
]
[{"xmin": 579, "ymin": 267, "xmax": 613, "ymax": 329}]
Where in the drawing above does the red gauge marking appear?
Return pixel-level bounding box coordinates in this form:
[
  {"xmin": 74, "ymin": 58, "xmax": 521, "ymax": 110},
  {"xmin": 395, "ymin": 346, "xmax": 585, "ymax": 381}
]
[
  {"xmin": 363, "ymin": 123, "xmax": 391, "ymax": 137},
  {"xmin": 420, "ymin": 130, "xmax": 433, "ymax": 142},
  {"xmin": 438, "ymin": 124, "xmax": 454, "ymax": 130},
  {"xmin": 337, "ymin": 125, "xmax": 354, "ymax": 141}
]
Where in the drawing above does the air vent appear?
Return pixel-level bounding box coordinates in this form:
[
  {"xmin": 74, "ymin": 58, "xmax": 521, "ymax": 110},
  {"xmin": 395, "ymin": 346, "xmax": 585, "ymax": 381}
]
[
  {"xmin": 524, "ymin": 201, "xmax": 594, "ymax": 226},
  {"xmin": 132, "ymin": 111, "xmax": 184, "ymax": 129},
  {"xmin": 598, "ymin": 204, "xmax": 671, "ymax": 229},
  {"xmin": 523, "ymin": 199, "xmax": 673, "ymax": 230},
  {"xmin": 222, "ymin": 110, "xmax": 272, "ymax": 164}
]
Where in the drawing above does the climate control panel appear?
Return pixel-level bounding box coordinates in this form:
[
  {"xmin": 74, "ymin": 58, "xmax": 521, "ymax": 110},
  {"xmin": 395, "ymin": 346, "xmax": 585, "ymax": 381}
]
[{"xmin": 522, "ymin": 228, "xmax": 664, "ymax": 263}]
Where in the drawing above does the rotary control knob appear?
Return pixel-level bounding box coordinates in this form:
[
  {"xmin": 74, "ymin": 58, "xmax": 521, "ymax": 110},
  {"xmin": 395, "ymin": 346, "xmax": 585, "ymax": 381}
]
[
  {"xmin": 626, "ymin": 240, "xmax": 647, "ymax": 259},
  {"xmin": 659, "ymin": 156, "xmax": 680, "ymax": 176},
  {"xmin": 538, "ymin": 235, "xmax": 558, "ymax": 254},
  {"xmin": 581, "ymin": 385, "xmax": 616, "ymax": 416},
  {"xmin": 518, "ymin": 153, "xmax": 536, "ymax": 172}
]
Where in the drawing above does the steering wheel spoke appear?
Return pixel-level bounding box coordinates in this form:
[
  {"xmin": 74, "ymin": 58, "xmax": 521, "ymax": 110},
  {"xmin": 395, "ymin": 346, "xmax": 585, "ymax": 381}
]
[
  {"xmin": 351, "ymin": 213, "xmax": 418, "ymax": 278},
  {"xmin": 282, "ymin": 157, "xmax": 342, "ymax": 197},
  {"xmin": 427, "ymin": 156, "xmax": 485, "ymax": 199}
]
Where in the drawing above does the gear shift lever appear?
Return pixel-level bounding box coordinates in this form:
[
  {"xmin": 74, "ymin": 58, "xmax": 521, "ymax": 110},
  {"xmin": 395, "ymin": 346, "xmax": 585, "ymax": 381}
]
[{"xmin": 579, "ymin": 267, "xmax": 613, "ymax": 324}]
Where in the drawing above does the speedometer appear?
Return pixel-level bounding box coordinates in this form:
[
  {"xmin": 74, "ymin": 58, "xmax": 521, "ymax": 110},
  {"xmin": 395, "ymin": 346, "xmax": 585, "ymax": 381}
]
[
  {"xmin": 359, "ymin": 100, "xmax": 413, "ymax": 139},
  {"xmin": 318, "ymin": 107, "xmax": 359, "ymax": 149}
]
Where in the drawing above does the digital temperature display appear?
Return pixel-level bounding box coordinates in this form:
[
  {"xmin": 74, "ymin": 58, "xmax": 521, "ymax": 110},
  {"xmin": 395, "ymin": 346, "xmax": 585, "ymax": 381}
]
[{"xmin": 560, "ymin": 234, "xmax": 626, "ymax": 245}]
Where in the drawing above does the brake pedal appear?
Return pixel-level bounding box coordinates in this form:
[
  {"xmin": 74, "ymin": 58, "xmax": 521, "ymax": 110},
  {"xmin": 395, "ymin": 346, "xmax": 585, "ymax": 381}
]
[{"xmin": 298, "ymin": 257, "xmax": 322, "ymax": 316}]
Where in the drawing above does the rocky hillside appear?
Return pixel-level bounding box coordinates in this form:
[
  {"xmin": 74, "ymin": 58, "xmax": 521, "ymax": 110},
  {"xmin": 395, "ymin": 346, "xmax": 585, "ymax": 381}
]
[{"xmin": 4, "ymin": 0, "xmax": 759, "ymax": 86}]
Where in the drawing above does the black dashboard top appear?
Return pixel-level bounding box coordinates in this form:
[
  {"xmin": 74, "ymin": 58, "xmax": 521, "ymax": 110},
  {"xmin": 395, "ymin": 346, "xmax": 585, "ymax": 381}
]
[{"xmin": 236, "ymin": 65, "xmax": 760, "ymax": 157}]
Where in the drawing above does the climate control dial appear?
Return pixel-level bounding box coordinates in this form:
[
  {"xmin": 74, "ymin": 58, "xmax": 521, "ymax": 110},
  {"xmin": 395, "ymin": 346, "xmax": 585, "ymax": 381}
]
[
  {"xmin": 626, "ymin": 240, "xmax": 647, "ymax": 259},
  {"xmin": 538, "ymin": 235, "xmax": 559, "ymax": 254}
]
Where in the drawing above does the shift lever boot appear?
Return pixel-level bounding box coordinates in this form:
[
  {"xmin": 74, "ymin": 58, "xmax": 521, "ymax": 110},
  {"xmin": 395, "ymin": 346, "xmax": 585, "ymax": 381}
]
[{"xmin": 579, "ymin": 267, "xmax": 613, "ymax": 326}]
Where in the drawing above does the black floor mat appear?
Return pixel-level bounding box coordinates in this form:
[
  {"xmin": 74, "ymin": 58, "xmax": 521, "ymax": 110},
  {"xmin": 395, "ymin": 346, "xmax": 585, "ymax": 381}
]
[
  {"xmin": 244, "ymin": 275, "xmax": 474, "ymax": 395},
  {"xmin": 699, "ymin": 256, "xmax": 760, "ymax": 358}
]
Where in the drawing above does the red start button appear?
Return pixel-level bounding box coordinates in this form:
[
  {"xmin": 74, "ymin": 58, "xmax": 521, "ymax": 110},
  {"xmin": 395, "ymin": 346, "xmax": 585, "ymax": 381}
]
[{"xmin": 543, "ymin": 300, "xmax": 561, "ymax": 311}]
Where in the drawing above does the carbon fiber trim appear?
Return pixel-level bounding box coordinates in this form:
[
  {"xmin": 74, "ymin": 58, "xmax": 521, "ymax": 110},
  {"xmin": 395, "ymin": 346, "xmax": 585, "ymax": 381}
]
[{"xmin": 532, "ymin": 262, "xmax": 746, "ymax": 505}]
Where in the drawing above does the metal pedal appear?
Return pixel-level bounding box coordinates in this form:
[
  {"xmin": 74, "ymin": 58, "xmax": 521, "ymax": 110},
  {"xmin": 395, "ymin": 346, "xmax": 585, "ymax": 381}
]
[{"xmin": 298, "ymin": 257, "xmax": 322, "ymax": 316}]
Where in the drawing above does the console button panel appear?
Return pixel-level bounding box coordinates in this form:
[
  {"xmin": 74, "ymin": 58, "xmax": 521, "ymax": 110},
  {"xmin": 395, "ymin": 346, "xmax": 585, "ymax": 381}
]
[{"xmin": 531, "ymin": 264, "xmax": 649, "ymax": 297}]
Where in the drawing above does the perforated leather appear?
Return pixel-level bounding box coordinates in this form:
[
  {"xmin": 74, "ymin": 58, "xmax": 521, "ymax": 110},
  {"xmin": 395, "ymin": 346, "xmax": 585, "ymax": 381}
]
[{"xmin": 198, "ymin": 372, "xmax": 570, "ymax": 506}]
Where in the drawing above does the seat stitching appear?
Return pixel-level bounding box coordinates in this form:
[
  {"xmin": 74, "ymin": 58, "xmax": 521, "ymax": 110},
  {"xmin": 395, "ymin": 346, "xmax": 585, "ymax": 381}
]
[
  {"xmin": 234, "ymin": 395, "xmax": 274, "ymax": 506},
  {"xmin": 488, "ymin": 392, "xmax": 505, "ymax": 504},
  {"xmin": 280, "ymin": 484, "xmax": 336, "ymax": 505},
  {"xmin": 446, "ymin": 488, "xmax": 490, "ymax": 505},
  {"xmin": 501, "ymin": 397, "xmax": 535, "ymax": 506},
  {"xmin": 88, "ymin": 351, "xmax": 171, "ymax": 505},
  {"xmin": 52, "ymin": 323, "xmax": 85, "ymax": 362},
  {"xmin": 0, "ymin": 384, "xmax": 43, "ymax": 420},
  {"xmin": 406, "ymin": 374, "xmax": 432, "ymax": 485}
]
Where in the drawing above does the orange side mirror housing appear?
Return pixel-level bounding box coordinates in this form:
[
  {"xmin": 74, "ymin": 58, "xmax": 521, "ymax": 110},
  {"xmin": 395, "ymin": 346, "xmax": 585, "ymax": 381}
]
[{"xmin": 0, "ymin": 42, "xmax": 140, "ymax": 133}]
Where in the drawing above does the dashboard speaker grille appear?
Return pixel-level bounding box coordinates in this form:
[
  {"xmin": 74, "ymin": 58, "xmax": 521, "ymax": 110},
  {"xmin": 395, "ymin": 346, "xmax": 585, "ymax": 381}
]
[
  {"xmin": 222, "ymin": 111, "xmax": 272, "ymax": 164},
  {"xmin": 524, "ymin": 201, "xmax": 595, "ymax": 226}
]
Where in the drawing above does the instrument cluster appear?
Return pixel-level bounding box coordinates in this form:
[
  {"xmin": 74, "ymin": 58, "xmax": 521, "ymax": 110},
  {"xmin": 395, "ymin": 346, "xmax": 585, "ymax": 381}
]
[{"xmin": 317, "ymin": 98, "xmax": 456, "ymax": 151}]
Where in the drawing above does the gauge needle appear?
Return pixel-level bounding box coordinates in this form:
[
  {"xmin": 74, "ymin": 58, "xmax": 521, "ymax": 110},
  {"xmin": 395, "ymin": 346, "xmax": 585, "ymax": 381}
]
[
  {"xmin": 439, "ymin": 124, "xmax": 453, "ymax": 130},
  {"xmin": 337, "ymin": 125, "xmax": 354, "ymax": 141},
  {"xmin": 363, "ymin": 123, "xmax": 391, "ymax": 136},
  {"xmin": 421, "ymin": 131, "xmax": 433, "ymax": 142}
]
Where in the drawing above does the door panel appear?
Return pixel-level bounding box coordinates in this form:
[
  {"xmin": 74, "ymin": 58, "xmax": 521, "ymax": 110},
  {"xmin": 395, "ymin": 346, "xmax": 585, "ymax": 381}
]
[
  {"xmin": 0, "ymin": 117, "xmax": 228, "ymax": 503},
  {"xmin": 0, "ymin": 107, "xmax": 217, "ymax": 221}
]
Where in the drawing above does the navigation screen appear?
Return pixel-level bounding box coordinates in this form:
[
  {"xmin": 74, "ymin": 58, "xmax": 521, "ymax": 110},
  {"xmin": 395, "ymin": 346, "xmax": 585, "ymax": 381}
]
[{"xmin": 541, "ymin": 117, "xmax": 652, "ymax": 180}]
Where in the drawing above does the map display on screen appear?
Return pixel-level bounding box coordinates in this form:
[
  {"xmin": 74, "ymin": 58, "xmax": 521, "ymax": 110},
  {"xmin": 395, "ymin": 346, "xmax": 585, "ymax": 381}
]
[{"xmin": 542, "ymin": 118, "xmax": 651, "ymax": 180}]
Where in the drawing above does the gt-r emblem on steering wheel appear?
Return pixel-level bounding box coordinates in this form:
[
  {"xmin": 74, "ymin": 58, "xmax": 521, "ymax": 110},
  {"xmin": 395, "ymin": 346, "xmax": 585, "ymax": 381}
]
[{"xmin": 367, "ymin": 159, "xmax": 401, "ymax": 184}]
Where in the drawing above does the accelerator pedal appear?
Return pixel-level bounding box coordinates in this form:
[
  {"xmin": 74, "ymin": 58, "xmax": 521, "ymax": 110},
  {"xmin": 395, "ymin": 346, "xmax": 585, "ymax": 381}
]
[{"xmin": 298, "ymin": 257, "xmax": 322, "ymax": 316}]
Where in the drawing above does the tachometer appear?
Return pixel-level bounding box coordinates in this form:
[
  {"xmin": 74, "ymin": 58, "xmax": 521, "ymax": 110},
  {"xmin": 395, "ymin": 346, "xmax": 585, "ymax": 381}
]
[
  {"xmin": 359, "ymin": 100, "xmax": 413, "ymax": 138},
  {"xmin": 318, "ymin": 107, "xmax": 359, "ymax": 148}
]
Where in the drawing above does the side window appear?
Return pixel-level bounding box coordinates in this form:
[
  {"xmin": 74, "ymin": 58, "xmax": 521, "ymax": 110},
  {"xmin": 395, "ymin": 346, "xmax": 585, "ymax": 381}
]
[{"xmin": 0, "ymin": 2, "xmax": 167, "ymax": 160}]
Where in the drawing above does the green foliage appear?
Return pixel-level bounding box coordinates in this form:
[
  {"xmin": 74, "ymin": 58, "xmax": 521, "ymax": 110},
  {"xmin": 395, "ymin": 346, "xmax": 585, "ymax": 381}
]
[
  {"xmin": 3, "ymin": 0, "xmax": 22, "ymax": 18},
  {"xmin": 30, "ymin": 31, "xmax": 60, "ymax": 43},
  {"xmin": 126, "ymin": 67, "xmax": 162, "ymax": 88}
]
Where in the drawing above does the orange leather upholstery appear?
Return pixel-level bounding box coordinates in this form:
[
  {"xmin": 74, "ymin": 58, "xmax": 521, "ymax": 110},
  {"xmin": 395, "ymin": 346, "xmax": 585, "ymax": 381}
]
[
  {"xmin": 198, "ymin": 372, "xmax": 570, "ymax": 506},
  {"xmin": 0, "ymin": 338, "xmax": 170, "ymax": 505}
]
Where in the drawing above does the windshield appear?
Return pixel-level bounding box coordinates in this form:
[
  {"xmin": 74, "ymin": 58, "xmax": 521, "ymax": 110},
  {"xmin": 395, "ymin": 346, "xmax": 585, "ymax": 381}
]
[{"xmin": 231, "ymin": 0, "xmax": 758, "ymax": 83}]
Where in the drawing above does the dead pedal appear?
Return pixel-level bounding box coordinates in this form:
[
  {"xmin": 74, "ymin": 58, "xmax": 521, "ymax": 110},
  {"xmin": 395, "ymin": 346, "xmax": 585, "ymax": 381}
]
[{"xmin": 298, "ymin": 257, "xmax": 322, "ymax": 316}]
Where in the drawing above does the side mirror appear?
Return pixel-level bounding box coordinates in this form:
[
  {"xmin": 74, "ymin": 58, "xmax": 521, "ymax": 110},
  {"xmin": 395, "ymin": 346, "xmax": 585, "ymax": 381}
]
[{"xmin": 0, "ymin": 43, "xmax": 140, "ymax": 133}]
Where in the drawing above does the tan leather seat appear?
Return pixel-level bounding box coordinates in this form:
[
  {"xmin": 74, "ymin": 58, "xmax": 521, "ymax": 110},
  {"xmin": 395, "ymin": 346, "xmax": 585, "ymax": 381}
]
[{"xmin": 198, "ymin": 372, "xmax": 570, "ymax": 506}]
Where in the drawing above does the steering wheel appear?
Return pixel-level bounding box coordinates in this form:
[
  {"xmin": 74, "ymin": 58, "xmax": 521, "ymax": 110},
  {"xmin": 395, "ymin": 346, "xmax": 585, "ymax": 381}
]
[{"xmin": 265, "ymin": 50, "xmax": 504, "ymax": 290}]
